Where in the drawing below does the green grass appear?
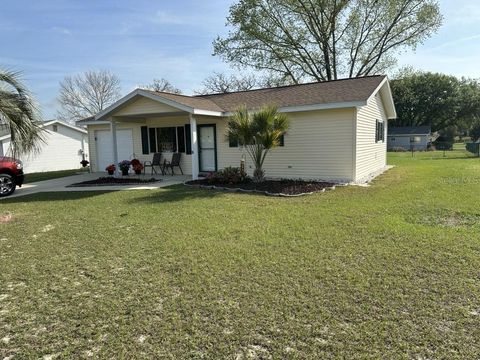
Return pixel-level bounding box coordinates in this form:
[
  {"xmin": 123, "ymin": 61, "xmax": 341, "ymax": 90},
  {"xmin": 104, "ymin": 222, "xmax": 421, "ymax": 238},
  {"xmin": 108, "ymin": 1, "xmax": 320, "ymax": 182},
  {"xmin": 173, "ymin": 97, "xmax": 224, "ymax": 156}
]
[
  {"xmin": 24, "ymin": 168, "xmax": 88, "ymax": 183},
  {"xmin": 1, "ymin": 150, "xmax": 479, "ymax": 358}
]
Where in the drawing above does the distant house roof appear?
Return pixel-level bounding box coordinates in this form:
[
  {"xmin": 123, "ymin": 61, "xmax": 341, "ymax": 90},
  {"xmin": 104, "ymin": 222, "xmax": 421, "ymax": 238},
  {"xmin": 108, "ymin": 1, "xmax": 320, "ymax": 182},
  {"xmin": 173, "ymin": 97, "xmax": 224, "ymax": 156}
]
[
  {"xmin": 0, "ymin": 120, "xmax": 87, "ymax": 141},
  {"xmin": 388, "ymin": 126, "xmax": 431, "ymax": 136},
  {"xmin": 80, "ymin": 75, "xmax": 396, "ymax": 124}
]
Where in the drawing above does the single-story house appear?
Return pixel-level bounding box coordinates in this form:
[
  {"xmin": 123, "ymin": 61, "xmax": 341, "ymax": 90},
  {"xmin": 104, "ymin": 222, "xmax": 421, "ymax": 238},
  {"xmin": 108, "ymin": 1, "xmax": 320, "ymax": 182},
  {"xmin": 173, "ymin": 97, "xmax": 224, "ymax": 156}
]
[
  {"xmin": 0, "ymin": 120, "xmax": 89, "ymax": 173},
  {"xmin": 77, "ymin": 75, "xmax": 396, "ymax": 183},
  {"xmin": 387, "ymin": 126, "xmax": 432, "ymax": 151}
]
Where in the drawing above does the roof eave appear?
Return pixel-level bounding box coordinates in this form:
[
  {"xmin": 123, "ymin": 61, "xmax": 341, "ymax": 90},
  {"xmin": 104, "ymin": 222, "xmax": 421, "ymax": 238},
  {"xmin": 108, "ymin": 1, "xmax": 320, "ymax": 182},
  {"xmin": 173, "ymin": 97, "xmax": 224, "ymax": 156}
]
[
  {"xmin": 368, "ymin": 77, "xmax": 397, "ymax": 119},
  {"xmin": 222, "ymin": 101, "xmax": 367, "ymax": 116}
]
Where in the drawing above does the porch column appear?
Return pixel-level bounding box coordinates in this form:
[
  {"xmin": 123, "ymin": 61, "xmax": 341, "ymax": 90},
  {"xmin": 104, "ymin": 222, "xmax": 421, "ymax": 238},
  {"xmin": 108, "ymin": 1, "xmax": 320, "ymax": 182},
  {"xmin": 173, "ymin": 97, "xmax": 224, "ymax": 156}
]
[
  {"xmin": 189, "ymin": 114, "xmax": 199, "ymax": 180},
  {"xmin": 110, "ymin": 118, "xmax": 119, "ymax": 176}
]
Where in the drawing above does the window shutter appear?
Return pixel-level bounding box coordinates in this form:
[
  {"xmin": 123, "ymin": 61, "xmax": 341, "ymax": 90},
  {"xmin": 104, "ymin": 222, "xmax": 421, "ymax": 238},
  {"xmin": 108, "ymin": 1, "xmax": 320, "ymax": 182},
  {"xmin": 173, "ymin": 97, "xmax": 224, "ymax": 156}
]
[
  {"xmin": 141, "ymin": 126, "xmax": 149, "ymax": 154},
  {"xmin": 185, "ymin": 124, "xmax": 192, "ymax": 155},
  {"xmin": 177, "ymin": 126, "xmax": 186, "ymax": 153},
  {"xmin": 375, "ymin": 120, "xmax": 379, "ymax": 142},
  {"xmin": 279, "ymin": 134, "xmax": 285, "ymax": 147},
  {"xmin": 149, "ymin": 128, "xmax": 157, "ymax": 153}
]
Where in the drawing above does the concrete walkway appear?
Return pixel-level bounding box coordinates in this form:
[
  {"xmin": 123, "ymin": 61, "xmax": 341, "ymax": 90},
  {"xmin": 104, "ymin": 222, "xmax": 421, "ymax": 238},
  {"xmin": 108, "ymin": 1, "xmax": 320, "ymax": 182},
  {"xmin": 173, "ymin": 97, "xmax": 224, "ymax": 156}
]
[{"xmin": 1, "ymin": 172, "xmax": 190, "ymax": 199}]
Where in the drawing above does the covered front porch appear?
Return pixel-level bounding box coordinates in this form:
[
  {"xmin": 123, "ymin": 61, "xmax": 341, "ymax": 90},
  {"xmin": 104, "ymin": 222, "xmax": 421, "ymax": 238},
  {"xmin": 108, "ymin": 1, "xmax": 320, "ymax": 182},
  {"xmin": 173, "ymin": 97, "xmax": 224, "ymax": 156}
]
[{"xmin": 82, "ymin": 89, "xmax": 227, "ymax": 179}]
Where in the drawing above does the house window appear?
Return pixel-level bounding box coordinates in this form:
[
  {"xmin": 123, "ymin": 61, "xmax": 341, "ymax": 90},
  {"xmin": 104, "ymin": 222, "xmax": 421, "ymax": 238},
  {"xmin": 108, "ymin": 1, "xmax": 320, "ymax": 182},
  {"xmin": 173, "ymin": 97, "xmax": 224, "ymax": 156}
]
[
  {"xmin": 157, "ymin": 127, "xmax": 176, "ymax": 152},
  {"xmin": 149, "ymin": 126, "xmax": 188, "ymax": 153},
  {"xmin": 52, "ymin": 125, "xmax": 58, "ymax": 132},
  {"xmin": 375, "ymin": 120, "xmax": 385, "ymax": 143},
  {"xmin": 410, "ymin": 136, "xmax": 421, "ymax": 143}
]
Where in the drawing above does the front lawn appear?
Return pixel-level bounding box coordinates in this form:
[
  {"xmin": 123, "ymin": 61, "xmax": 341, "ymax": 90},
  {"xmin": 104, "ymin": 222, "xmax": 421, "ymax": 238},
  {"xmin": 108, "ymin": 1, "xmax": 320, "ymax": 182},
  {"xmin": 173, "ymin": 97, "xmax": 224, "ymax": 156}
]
[{"xmin": 1, "ymin": 150, "xmax": 479, "ymax": 358}]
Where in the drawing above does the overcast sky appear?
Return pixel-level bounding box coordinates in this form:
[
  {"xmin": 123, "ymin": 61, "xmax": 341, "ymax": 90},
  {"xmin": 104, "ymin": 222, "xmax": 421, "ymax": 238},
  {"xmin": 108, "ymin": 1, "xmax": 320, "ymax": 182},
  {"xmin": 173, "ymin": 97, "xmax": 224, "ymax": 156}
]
[{"xmin": 1, "ymin": 0, "xmax": 479, "ymax": 119}]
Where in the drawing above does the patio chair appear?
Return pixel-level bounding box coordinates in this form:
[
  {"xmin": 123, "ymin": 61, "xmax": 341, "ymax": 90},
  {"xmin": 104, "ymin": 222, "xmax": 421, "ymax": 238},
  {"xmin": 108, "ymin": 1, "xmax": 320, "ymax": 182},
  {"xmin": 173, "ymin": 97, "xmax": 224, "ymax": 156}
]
[
  {"xmin": 144, "ymin": 152, "xmax": 164, "ymax": 175},
  {"xmin": 162, "ymin": 153, "xmax": 183, "ymax": 175}
]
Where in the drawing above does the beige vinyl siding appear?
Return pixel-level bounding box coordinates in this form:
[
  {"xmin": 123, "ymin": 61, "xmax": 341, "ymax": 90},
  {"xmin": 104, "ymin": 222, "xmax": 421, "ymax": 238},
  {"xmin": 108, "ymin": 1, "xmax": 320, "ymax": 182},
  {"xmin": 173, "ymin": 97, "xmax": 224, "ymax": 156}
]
[
  {"xmin": 355, "ymin": 93, "xmax": 388, "ymax": 181},
  {"xmin": 210, "ymin": 109, "xmax": 355, "ymax": 181},
  {"xmin": 115, "ymin": 97, "xmax": 181, "ymax": 116},
  {"xmin": 87, "ymin": 109, "xmax": 356, "ymax": 181}
]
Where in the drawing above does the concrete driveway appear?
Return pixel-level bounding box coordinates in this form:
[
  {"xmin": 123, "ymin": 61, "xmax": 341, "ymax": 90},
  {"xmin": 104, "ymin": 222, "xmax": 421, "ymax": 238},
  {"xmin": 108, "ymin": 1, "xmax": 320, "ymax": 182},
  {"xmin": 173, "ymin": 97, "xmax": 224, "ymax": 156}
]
[{"xmin": 1, "ymin": 172, "xmax": 190, "ymax": 199}]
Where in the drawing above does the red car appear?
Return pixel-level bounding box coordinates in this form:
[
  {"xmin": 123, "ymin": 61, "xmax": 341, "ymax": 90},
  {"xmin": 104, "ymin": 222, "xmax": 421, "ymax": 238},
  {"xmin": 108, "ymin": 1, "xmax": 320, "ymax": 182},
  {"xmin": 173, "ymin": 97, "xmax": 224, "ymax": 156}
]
[{"xmin": 0, "ymin": 156, "xmax": 25, "ymax": 197}]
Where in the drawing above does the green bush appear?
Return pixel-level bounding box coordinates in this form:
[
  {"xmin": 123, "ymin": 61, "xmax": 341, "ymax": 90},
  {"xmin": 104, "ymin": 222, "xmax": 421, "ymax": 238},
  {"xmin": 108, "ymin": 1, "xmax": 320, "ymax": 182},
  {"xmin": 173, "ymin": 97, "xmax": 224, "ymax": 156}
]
[{"xmin": 206, "ymin": 167, "xmax": 250, "ymax": 185}]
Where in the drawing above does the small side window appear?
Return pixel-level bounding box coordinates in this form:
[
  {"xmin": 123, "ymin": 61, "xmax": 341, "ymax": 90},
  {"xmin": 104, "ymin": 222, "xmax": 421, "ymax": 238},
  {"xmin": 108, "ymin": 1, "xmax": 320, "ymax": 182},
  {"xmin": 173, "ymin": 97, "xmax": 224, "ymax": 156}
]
[
  {"xmin": 375, "ymin": 120, "xmax": 384, "ymax": 143},
  {"xmin": 52, "ymin": 125, "xmax": 58, "ymax": 132}
]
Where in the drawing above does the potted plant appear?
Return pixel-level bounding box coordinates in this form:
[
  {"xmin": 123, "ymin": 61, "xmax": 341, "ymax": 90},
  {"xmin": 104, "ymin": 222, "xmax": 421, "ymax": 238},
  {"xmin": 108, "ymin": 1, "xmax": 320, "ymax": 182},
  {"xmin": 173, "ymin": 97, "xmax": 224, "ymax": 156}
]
[
  {"xmin": 105, "ymin": 164, "xmax": 116, "ymax": 175},
  {"xmin": 80, "ymin": 159, "xmax": 89, "ymax": 168},
  {"xmin": 131, "ymin": 159, "xmax": 144, "ymax": 175},
  {"xmin": 118, "ymin": 160, "xmax": 131, "ymax": 176}
]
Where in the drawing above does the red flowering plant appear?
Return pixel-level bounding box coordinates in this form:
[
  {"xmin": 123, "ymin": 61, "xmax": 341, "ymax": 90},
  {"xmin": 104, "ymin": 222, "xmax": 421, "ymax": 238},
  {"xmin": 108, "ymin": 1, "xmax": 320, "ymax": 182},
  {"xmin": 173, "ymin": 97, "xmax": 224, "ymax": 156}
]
[{"xmin": 130, "ymin": 159, "xmax": 143, "ymax": 173}]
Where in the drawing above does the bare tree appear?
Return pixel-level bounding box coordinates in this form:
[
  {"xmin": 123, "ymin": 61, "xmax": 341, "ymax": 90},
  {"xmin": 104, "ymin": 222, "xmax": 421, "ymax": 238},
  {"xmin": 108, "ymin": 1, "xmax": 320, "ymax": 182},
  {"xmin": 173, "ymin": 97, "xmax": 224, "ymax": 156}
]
[
  {"xmin": 142, "ymin": 78, "xmax": 182, "ymax": 94},
  {"xmin": 195, "ymin": 72, "xmax": 293, "ymax": 94},
  {"xmin": 57, "ymin": 70, "xmax": 121, "ymax": 123},
  {"xmin": 214, "ymin": 0, "xmax": 443, "ymax": 82}
]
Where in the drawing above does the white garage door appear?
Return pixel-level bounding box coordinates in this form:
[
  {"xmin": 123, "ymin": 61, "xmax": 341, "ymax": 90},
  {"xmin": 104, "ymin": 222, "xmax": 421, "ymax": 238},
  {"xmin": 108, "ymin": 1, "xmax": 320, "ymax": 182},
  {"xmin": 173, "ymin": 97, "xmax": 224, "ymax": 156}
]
[{"xmin": 96, "ymin": 129, "xmax": 133, "ymax": 171}]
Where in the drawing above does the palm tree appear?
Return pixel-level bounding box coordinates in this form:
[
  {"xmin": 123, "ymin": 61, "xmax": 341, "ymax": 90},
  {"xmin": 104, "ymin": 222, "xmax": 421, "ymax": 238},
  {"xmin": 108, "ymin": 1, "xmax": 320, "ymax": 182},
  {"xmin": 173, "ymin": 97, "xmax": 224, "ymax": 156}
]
[
  {"xmin": 0, "ymin": 69, "xmax": 43, "ymax": 157},
  {"xmin": 227, "ymin": 105, "xmax": 289, "ymax": 182}
]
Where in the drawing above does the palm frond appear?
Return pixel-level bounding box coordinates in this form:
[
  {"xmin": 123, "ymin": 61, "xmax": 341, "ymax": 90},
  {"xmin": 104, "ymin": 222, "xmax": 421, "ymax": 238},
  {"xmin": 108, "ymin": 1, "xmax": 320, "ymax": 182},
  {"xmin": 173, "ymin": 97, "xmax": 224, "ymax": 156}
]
[{"xmin": 0, "ymin": 69, "xmax": 44, "ymax": 157}]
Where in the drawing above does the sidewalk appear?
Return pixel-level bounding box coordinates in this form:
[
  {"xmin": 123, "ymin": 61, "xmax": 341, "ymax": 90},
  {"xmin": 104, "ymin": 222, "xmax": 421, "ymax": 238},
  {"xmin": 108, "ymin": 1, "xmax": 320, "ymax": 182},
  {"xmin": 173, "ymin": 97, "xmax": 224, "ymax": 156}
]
[{"xmin": 1, "ymin": 172, "xmax": 190, "ymax": 199}]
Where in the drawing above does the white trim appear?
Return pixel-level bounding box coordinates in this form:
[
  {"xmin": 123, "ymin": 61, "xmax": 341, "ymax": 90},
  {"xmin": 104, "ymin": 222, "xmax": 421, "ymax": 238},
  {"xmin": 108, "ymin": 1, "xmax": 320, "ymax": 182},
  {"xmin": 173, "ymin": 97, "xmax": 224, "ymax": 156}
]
[
  {"xmin": 279, "ymin": 101, "xmax": 367, "ymax": 114},
  {"xmin": 77, "ymin": 120, "xmax": 111, "ymax": 126},
  {"xmin": 222, "ymin": 101, "xmax": 367, "ymax": 116},
  {"xmin": 111, "ymin": 120, "xmax": 119, "ymax": 175},
  {"xmin": 189, "ymin": 114, "xmax": 199, "ymax": 180},
  {"xmin": 193, "ymin": 109, "xmax": 223, "ymax": 116},
  {"xmin": 367, "ymin": 77, "xmax": 397, "ymax": 119}
]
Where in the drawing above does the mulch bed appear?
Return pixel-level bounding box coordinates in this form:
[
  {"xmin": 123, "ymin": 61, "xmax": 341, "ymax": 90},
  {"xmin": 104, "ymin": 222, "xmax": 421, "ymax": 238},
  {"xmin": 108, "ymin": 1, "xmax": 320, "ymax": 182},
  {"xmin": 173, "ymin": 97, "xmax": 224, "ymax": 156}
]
[
  {"xmin": 68, "ymin": 177, "xmax": 159, "ymax": 187},
  {"xmin": 185, "ymin": 179, "xmax": 336, "ymax": 196}
]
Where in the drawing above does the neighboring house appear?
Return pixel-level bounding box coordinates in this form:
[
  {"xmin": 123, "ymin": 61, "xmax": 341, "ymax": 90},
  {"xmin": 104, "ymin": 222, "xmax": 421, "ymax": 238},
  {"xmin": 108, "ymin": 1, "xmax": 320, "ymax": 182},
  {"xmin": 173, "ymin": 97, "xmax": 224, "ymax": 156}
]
[
  {"xmin": 387, "ymin": 126, "xmax": 432, "ymax": 151},
  {"xmin": 77, "ymin": 75, "xmax": 396, "ymax": 183},
  {"xmin": 0, "ymin": 120, "xmax": 89, "ymax": 173}
]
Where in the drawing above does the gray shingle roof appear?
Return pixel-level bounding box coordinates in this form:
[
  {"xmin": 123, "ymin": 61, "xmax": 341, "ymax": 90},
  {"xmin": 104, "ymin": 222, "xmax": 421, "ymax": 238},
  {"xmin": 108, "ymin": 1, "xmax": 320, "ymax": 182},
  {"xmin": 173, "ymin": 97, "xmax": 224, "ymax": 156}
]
[
  {"xmin": 388, "ymin": 126, "xmax": 431, "ymax": 135},
  {"xmin": 147, "ymin": 75, "xmax": 387, "ymax": 112}
]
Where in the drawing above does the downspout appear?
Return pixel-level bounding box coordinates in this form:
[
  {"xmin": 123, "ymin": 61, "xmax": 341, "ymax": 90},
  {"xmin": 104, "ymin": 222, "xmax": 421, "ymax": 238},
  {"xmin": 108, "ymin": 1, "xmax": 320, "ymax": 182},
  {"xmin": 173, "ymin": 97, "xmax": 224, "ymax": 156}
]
[{"xmin": 352, "ymin": 107, "xmax": 358, "ymax": 183}]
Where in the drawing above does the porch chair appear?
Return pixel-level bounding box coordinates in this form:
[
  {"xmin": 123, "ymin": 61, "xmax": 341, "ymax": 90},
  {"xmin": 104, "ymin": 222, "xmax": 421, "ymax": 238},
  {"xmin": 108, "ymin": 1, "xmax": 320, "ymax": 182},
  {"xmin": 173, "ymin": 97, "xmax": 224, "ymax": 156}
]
[
  {"xmin": 144, "ymin": 152, "xmax": 164, "ymax": 175},
  {"xmin": 162, "ymin": 153, "xmax": 183, "ymax": 175}
]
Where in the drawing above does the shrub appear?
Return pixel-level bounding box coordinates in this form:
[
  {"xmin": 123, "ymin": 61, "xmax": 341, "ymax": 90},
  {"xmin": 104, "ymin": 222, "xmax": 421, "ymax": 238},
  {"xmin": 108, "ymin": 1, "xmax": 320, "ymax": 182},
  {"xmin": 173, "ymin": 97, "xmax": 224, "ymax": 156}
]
[{"xmin": 206, "ymin": 167, "xmax": 250, "ymax": 185}]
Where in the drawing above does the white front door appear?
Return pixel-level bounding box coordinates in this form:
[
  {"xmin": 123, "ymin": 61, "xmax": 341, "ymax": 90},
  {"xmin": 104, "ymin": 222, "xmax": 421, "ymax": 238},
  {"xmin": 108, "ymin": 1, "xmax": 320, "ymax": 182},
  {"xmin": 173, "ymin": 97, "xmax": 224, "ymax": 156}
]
[
  {"xmin": 96, "ymin": 129, "xmax": 133, "ymax": 171},
  {"xmin": 198, "ymin": 125, "xmax": 216, "ymax": 172}
]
